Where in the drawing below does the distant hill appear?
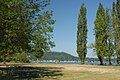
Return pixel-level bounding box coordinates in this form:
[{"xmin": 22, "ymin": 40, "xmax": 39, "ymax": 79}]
[
  {"xmin": 28, "ymin": 51, "xmax": 106, "ymax": 63},
  {"xmin": 40, "ymin": 52, "xmax": 79, "ymax": 61},
  {"xmin": 28, "ymin": 51, "xmax": 99, "ymax": 61}
]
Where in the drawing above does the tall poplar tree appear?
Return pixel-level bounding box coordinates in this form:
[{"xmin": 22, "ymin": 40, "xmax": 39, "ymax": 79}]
[
  {"xmin": 105, "ymin": 9, "xmax": 114, "ymax": 65},
  {"xmin": 116, "ymin": 0, "xmax": 120, "ymax": 64},
  {"xmin": 94, "ymin": 3, "xmax": 108, "ymax": 65},
  {"xmin": 112, "ymin": 0, "xmax": 120, "ymax": 64},
  {"xmin": 77, "ymin": 3, "xmax": 87, "ymax": 64}
]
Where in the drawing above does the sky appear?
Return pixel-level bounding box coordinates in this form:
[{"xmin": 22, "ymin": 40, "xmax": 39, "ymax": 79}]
[{"xmin": 48, "ymin": 0, "xmax": 116, "ymax": 57}]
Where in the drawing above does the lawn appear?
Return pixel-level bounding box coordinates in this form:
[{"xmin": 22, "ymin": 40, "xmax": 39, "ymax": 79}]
[{"xmin": 0, "ymin": 63, "xmax": 120, "ymax": 80}]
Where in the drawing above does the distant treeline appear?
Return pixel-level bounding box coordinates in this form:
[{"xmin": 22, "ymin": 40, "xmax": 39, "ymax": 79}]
[
  {"xmin": 38, "ymin": 52, "xmax": 117, "ymax": 62},
  {"xmin": 40, "ymin": 52, "xmax": 79, "ymax": 61}
]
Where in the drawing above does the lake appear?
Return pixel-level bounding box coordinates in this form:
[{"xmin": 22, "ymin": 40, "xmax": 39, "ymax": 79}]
[{"xmin": 37, "ymin": 60, "xmax": 117, "ymax": 65}]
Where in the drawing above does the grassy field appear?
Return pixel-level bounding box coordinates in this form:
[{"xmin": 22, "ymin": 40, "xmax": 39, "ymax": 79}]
[{"xmin": 0, "ymin": 63, "xmax": 120, "ymax": 80}]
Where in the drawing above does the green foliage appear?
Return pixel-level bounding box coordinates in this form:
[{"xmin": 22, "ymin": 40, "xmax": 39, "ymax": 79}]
[
  {"xmin": 25, "ymin": 0, "xmax": 55, "ymax": 58},
  {"xmin": 105, "ymin": 9, "xmax": 114, "ymax": 65},
  {"xmin": 0, "ymin": 0, "xmax": 55, "ymax": 62},
  {"xmin": 77, "ymin": 3, "xmax": 87, "ymax": 64},
  {"xmin": 16, "ymin": 52, "xmax": 30, "ymax": 63},
  {"xmin": 0, "ymin": 0, "xmax": 30, "ymax": 62},
  {"xmin": 94, "ymin": 3, "xmax": 108, "ymax": 65},
  {"xmin": 112, "ymin": 0, "xmax": 120, "ymax": 64}
]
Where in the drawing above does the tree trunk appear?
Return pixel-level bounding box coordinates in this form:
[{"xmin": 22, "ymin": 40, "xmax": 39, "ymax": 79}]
[
  {"xmin": 81, "ymin": 60, "xmax": 85, "ymax": 64},
  {"xmin": 116, "ymin": 49, "xmax": 120, "ymax": 65},
  {"xmin": 108, "ymin": 57, "xmax": 112, "ymax": 65},
  {"xmin": 37, "ymin": 58, "xmax": 39, "ymax": 63},
  {"xmin": 116, "ymin": 54, "xmax": 119, "ymax": 65},
  {"xmin": 98, "ymin": 56, "xmax": 103, "ymax": 65}
]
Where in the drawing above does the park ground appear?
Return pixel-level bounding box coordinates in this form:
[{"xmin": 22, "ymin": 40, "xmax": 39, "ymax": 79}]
[{"xmin": 0, "ymin": 63, "xmax": 120, "ymax": 80}]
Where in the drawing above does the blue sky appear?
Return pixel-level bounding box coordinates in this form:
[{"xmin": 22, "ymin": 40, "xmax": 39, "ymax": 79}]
[{"xmin": 48, "ymin": 0, "xmax": 115, "ymax": 57}]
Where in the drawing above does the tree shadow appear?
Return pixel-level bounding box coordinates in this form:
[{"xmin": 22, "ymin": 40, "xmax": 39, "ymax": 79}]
[{"xmin": 0, "ymin": 64, "xmax": 63, "ymax": 80}]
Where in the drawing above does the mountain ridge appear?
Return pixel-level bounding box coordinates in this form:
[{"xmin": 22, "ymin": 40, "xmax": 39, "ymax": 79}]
[{"xmin": 40, "ymin": 51, "xmax": 79, "ymax": 61}]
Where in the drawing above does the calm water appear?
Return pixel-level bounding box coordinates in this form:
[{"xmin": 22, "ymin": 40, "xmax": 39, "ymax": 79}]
[{"xmin": 38, "ymin": 60, "xmax": 117, "ymax": 65}]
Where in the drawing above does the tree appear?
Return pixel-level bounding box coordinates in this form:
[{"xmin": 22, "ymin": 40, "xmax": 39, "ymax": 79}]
[
  {"xmin": 25, "ymin": 0, "xmax": 55, "ymax": 59},
  {"xmin": 77, "ymin": 3, "xmax": 87, "ymax": 64},
  {"xmin": 0, "ymin": 0, "xmax": 55, "ymax": 63},
  {"xmin": 116, "ymin": 0, "xmax": 120, "ymax": 64},
  {"xmin": 0, "ymin": 0, "xmax": 30, "ymax": 62},
  {"xmin": 105, "ymin": 9, "xmax": 114, "ymax": 65},
  {"xmin": 112, "ymin": 0, "xmax": 120, "ymax": 64},
  {"xmin": 94, "ymin": 3, "xmax": 108, "ymax": 65}
]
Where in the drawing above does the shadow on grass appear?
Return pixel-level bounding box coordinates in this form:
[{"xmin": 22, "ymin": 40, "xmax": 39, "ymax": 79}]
[{"xmin": 0, "ymin": 65, "xmax": 63, "ymax": 80}]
